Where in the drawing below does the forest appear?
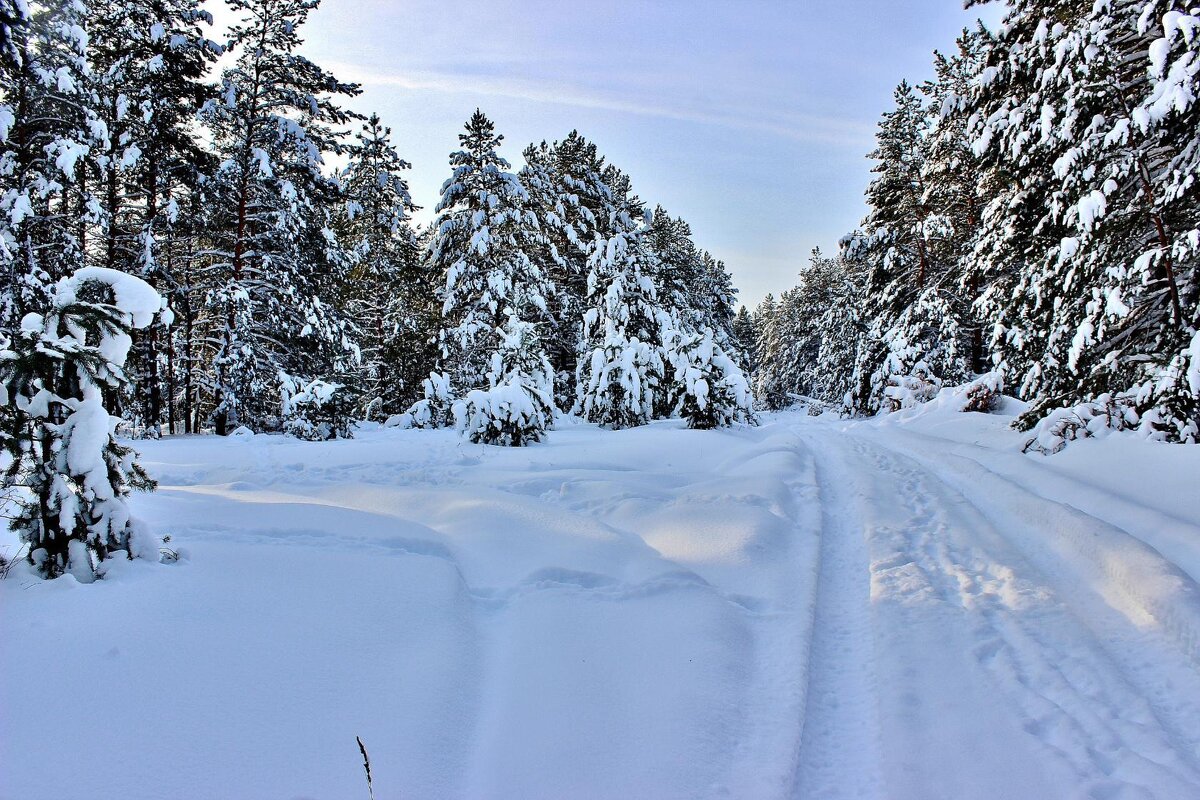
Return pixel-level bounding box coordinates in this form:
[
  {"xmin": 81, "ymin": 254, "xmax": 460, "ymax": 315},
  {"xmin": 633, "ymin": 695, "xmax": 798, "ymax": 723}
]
[
  {"xmin": 0, "ymin": 0, "xmax": 750, "ymax": 439},
  {"xmin": 751, "ymin": 1, "xmax": 1200, "ymax": 454}
]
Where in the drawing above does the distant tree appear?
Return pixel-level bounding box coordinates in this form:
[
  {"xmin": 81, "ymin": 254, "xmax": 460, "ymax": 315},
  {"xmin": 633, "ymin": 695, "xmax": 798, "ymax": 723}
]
[
  {"xmin": 842, "ymin": 80, "xmax": 970, "ymax": 414},
  {"xmin": 519, "ymin": 131, "xmax": 613, "ymax": 406},
  {"xmin": 336, "ymin": 114, "xmax": 435, "ymax": 418}
]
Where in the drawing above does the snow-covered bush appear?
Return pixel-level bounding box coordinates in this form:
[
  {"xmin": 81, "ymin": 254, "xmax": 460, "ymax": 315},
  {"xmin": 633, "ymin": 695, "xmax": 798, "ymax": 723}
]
[
  {"xmin": 883, "ymin": 360, "xmax": 942, "ymax": 412},
  {"xmin": 453, "ymin": 315, "xmax": 555, "ymax": 446},
  {"xmin": 454, "ymin": 380, "xmax": 551, "ymax": 446},
  {"xmin": 279, "ymin": 373, "xmax": 351, "ymax": 441},
  {"xmin": 578, "ymin": 338, "xmax": 663, "ymax": 430},
  {"xmin": 956, "ymin": 372, "xmax": 1004, "ymax": 413},
  {"xmin": 1023, "ymin": 393, "xmax": 1140, "ymax": 454},
  {"xmin": 399, "ymin": 371, "xmax": 456, "ymax": 429},
  {"xmin": 667, "ymin": 329, "xmax": 755, "ymax": 429},
  {"xmin": 0, "ymin": 268, "xmax": 163, "ymax": 580}
]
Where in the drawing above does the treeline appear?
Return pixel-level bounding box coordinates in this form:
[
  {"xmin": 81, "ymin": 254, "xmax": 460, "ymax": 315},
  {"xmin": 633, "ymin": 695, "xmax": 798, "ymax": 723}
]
[
  {"xmin": 0, "ymin": 0, "xmax": 751, "ymax": 445},
  {"xmin": 751, "ymin": 0, "xmax": 1200, "ymax": 447}
]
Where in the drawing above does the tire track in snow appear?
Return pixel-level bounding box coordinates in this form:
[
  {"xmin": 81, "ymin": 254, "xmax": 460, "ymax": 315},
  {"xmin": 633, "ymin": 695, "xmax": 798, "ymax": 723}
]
[
  {"xmin": 842, "ymin": 431, "xmax": 1200, "ymax": 796},
  {"xmin": 859, "ymin": 435, "xmax": 1200, "ymax": 776},
  {"xmin": 791, "ymin": 432, "xmax": 884, "ymax": 799}
]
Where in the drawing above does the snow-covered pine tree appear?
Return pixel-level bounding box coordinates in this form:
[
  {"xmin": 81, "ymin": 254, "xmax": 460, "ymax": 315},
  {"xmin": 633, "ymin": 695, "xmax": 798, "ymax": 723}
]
[
  {"xmin": 752, "ymin": 292, "xmax": 789, "ymax": 409},
  {"xmin": 575, "ymin": 176, "xmax": 670, "ymax": 429},
  {"xmin": 647, "ymin": 206, "xmax": 704, "ymax": 328},
  {"xmin": 842, "ymin": 80, "xmax": 970, "ymax": 414},
  {"xmin": 922, "ymin": 29, "xmax": 990, "ymax": 376},
  {"xmin": 0, "ymin": 0, "xmax": 26, "ymax": 329},
  {"xmin": 666, "ymin": 326, "xmax": 755, "ymax": 429},
  {"xmin": 758, "ymin": 286, "xmax": 803, "ymax": 409},
  {"xmin": 697, "ymin": 250, "xmax": 740, "ymax": 346},
  {"xmin": 415, "ymin": 110, "xmax": 554, "ymax": 444},
  {"xmin": 0, "ymin": 0, "xmax": 102, "ymax": 333},
  {"xmin": 1, "ymin": 267, "xmax": 163, "ymax": 580},
  {"xmin": 967, "ymin": 0, "xmax": 1200, "ymax": 441},
  {"xmin": 200, "ymin": 0, "xmax": 360, "ymax": 436},
  {"xmin": 336, "ymin": 114, "xmax": 435, "ymax": 419},
  {"xmin": 780, "ymin": 249, "xmax": 842, "ymax": 404},
  {"xmin": 731, "ymin": 305, "xmax": 757, "ymax": 376},
  {"xmin": 519, "ymin": 131, "xmax": 613, "ymax": 407},
  {"xmin": 0, "ymin": 0, "xmax": 24, "ymax": 70},
  {"xmin": 751, "ymin": 249, "xmax": 866, "ymax": 412},
  {"xmin": 454, "ymin": 309, "xmax": 555, "ymax": 445},
  {"xmin": 809, "ymin": 254, "xmax": 868, "ymax": 409},
  {"xmin": 87, "ymin": 0, "xmax": 220, "ymax": 436},
  {"xmin": 160, "ymin": 165, "xmax": 214, "ymax": 435}
]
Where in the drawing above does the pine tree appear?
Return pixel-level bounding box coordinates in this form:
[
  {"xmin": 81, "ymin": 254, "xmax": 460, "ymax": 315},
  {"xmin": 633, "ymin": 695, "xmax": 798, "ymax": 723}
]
[
  {"xmin": 752, "ymin": 293, "xmax": 788, "ymax": 409},
  {"xmin": 751, "ymin": 250, "xmax": 866, "ymax": 412},
  {"xmin": 810, "ymin": 256, "xmax": 867, "ymax": 408},
  {"xmin": 0, "ymin": 0, "xmax": 27, "ymax": 328},
  {"xmin": 967, "ymin": 0, "xmax": 1200, "ymax": 441},
  {"xmin": 697, "ymin": 250, "xmax": 739, "ymax": 346},
  {"xmin": 1, "ymin": 0, "xmax": 102, "ymax": 333},
  {"xmin": 87, "ymin": 0, "xmax": 220, "ymax": 436},
  {"xmin": 666, "ymin": 327, "xmax": 755, "ymax": 428},
  {"xmin": 922, "ymin": 30, "xmax": 990, "ymax": 375},
  {"xmin": 415, "ymin": 110, "xmax": 554, "ymax": 444},
  {"xmin": 575, "ymin": 183, "xmax": 669, "ymax": 429},
  {"xmin": 843, "ymin": 80, "xmax": 970, "ymax": 414},
  {"xmin": 731, "ymin": 305, "xmax": 757, "ymax": 376},
  {"xmin": 336, "ymin": 114, "xmax": 434, "ymax": 419},
  {"xmin": 199, "ymin": 0, "xmax": 360, "ymax": 435},
  {"xmin": 454, "ymin": 311, "xmax": 554, "ymax": 445},
  {"xmin": 0, "ymin": 1, "xmax": 25, "ymax": 70},
  {"xmin": 647, "ymin": 206, "xmax": 703, "ymax": 328},
  {"xmin": 1, "ymin": 268, "xmax": 162, "ymax": 580},
  {"xmin": 519, "ymin": 131, "xmax": 613, "ymax": 407}
]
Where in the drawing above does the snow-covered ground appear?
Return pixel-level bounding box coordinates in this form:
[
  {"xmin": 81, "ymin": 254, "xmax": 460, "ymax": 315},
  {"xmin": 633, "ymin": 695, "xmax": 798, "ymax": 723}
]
[{"xmin": 4, "ymin": 407, "xmax": 1200, "ymax": 800}]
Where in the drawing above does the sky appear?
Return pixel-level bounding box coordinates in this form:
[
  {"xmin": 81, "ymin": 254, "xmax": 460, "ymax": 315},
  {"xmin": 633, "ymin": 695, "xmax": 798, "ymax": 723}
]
[{"xmin": 215, "ymin": 1, "xmax": 1004, "ymax": 307}]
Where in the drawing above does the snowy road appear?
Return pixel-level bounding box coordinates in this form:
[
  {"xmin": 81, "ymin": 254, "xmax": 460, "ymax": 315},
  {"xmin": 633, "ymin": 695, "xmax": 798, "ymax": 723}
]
[{"xmin": 3, "ymin": 410, "xmax": 1200, "ymax": 799}]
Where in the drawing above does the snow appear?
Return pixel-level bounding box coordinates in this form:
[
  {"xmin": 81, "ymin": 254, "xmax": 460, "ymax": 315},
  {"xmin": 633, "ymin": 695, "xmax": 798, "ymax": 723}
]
[
  {"xmin": 65, "ymin": 266, "xmax": 163, "ymax": 328},
  {"xmin": 4, "ymin": 406, "xmax": 1200, "ymax": 799}
]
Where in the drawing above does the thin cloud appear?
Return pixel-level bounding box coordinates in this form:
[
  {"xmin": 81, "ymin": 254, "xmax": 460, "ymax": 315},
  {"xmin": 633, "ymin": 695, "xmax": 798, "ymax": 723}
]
[{"xmin": 326, "ymin": 61, "xmax": 875, "ymax": 148}]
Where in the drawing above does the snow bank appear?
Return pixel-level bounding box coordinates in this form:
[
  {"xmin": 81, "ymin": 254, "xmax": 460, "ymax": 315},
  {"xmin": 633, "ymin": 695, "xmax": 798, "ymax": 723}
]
[{"xmin": 3, "ymin": 409, "xmax": 1199, "ymax": 798}]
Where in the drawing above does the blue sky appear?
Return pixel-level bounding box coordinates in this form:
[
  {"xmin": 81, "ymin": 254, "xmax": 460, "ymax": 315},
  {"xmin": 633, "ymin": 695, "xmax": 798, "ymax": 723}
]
[{"xmin": 229, "ymin": 1, "xmax": 1004, "ymax": 306}]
